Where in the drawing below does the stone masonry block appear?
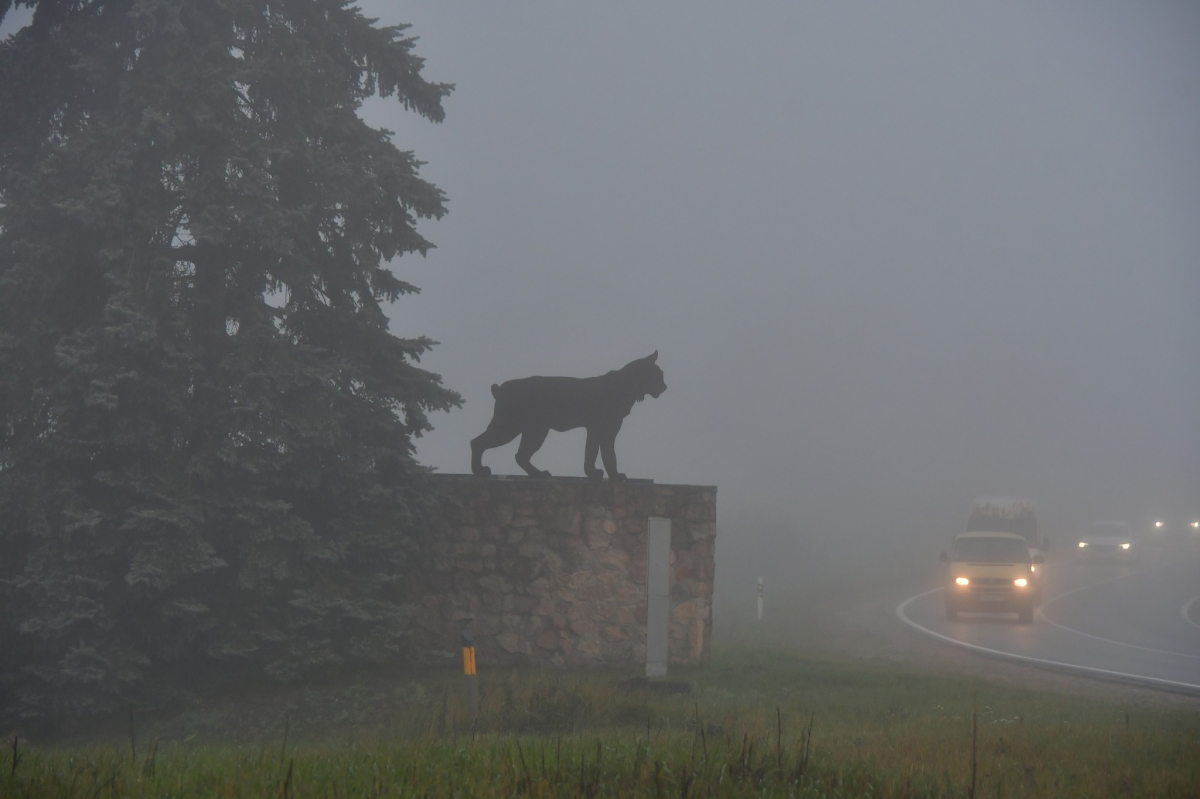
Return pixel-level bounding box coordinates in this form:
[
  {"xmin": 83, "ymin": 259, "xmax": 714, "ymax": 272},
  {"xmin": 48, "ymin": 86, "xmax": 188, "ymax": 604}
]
[{"xmin": 408, "ymin": 477, "xmax": 716, "ymax": 669}]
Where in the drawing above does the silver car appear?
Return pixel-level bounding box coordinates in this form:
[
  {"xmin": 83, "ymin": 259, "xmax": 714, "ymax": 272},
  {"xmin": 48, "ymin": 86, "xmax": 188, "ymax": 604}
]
[{"xmin": 1077, "ymin": 521, "xmax": 1138, "ymax": 562}]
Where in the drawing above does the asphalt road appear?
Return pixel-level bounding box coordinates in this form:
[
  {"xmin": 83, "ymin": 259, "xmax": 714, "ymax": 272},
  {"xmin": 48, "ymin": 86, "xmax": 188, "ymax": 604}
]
[{"xmin": 896, "ymin": 544, "xmax": 1200, "ymax": 695}]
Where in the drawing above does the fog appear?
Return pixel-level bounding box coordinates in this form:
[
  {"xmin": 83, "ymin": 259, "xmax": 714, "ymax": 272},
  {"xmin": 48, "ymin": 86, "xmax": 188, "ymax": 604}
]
[
  {"xmin": 6, "ymin": 2, "xmax": 1196, "ymax": 596},
  {"xmin": 347, "ymin": 2, "xmax": 1199, "ymax": 596}
]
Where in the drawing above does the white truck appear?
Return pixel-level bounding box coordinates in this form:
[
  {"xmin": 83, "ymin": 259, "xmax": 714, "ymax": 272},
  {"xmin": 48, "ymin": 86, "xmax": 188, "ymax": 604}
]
[{"xmin": 965, "ymin": 498, "xmax": 1049, "ymax": 601}]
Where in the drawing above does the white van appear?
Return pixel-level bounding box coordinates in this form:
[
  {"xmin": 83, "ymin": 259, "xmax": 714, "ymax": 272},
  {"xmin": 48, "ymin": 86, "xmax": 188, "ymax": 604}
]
[{"xmin": 941, "ymin": 532, "xmax": 1043, "ymax": 624}]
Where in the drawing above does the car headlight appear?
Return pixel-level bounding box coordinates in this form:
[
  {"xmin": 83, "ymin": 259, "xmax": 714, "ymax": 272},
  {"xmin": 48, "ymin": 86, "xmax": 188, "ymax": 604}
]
[
  {"xmin": 1014, "ymin": 578, "xmax": 1028, "ymax": 587},
  {"xmin": 955, "ymin": 577, "xmax": 969, "ymax": 586},
  {"xmin": 1030, "ymin": 564, "xmax": 1037, "ymax": 573},
  {"xmin": 1120, "ymin": 543, "xmax": 1131, "ymax": 550},
  {"xmin": 1078, "ymin": 542, "xmax": 1087, "ymax": 548}
]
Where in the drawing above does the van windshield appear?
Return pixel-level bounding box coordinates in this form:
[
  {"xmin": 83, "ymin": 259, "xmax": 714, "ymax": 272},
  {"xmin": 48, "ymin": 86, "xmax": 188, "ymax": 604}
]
[{"xmin": 952, "ymin": 537, "xmax": 1030, "ymax": 564}]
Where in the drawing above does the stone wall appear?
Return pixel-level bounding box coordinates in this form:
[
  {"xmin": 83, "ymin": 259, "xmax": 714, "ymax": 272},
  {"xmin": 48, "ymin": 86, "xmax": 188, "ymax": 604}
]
[{"xmin": 407, "ymin": 476, "xmax": 716, "ymax": 669}]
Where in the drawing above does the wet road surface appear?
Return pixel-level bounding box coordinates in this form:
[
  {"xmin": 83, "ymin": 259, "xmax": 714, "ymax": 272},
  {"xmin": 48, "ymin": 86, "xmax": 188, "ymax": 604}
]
[{"xmin": 896, "ymin": 546, "xmax": 1200, "ymax": 695}]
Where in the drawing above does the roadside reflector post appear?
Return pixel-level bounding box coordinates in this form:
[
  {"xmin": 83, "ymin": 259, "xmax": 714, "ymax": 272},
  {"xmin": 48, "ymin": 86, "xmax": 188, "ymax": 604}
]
[
  {"xmin": 461, "ymin": 630, "xmax": 478, "ymax": 721},
  {"xmin": 757, "ymin": 577, "xmax": 764, "ymax": 621}
]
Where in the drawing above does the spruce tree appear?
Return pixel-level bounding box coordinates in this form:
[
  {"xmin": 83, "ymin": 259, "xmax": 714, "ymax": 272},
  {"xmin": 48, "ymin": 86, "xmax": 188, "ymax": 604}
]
[{"xmin": 0, "ymin": 0, "xmax": 461, "ymax": 722}]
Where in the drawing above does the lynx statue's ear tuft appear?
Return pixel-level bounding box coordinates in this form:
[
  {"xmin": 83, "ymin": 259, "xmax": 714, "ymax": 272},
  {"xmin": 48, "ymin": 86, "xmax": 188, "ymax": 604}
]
[{"xmin": 648, "ymin": 350, "xmax": 658, "ymax": 363}]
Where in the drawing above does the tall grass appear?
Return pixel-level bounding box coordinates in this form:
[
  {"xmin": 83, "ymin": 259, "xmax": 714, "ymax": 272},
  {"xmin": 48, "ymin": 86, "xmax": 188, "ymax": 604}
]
[{"xmin": 5, "ymin": 651, "xmax": 1199, "ymax": 797}]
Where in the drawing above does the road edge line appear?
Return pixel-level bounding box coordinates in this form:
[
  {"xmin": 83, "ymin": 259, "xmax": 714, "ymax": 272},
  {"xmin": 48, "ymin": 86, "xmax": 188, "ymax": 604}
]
[{"xmin": 895, "ymin": 588, "xmax": 1200, "ymax": 697}]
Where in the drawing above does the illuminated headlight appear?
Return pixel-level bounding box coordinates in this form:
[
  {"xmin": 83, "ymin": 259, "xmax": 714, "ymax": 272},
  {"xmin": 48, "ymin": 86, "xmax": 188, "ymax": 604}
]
[
  {"xmin": 1191, "ymin": 521, "xmax": 1199, "ymax": 529},
  {"xmin": 1078, "ymin": 542, "xmax": 1087, "ymax": 548},
  {"xmin": 1119, "ymin": 543, "xmax": 1131, "ymax": 550},
  {"xmin": 955, "ymin": 577, "xmax": 970, "ymax": 586},
  {"xmin": 1014, "ymin": 578, "xmax": 1028, "ymax": 587},
  {"xmin": 1155, "ymin": 521, "xmax": 1164, "ymax": 528},
  {"xmin": 1030, "ymin": 565, "xmax": 1037, "ymax": 573}
]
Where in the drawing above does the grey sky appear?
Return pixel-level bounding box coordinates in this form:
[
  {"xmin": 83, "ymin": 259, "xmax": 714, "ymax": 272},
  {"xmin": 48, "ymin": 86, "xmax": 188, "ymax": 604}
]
[
  {"xmin": 4, "ymin": 2, "xmax": 1197, "ymax": 580},
  {"xmin": 359, "ymin": 2, "xmax": 1198, "ymax": 562}
]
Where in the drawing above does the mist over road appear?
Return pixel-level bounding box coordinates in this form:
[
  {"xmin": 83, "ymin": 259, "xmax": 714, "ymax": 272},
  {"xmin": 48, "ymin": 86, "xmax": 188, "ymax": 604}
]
[
  {"xmin": 897, "ymin": 546, "xmax": 1200, "ymax": 695},
  {"xmin": 350, "ymin": 1, "xmax": 1200, "ymax": 559}
]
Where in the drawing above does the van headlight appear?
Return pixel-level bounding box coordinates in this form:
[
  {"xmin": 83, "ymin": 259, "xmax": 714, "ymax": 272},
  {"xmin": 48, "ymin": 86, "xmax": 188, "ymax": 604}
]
[
  {"xmin": 955, "ymin": 577, "xmax": 969, "ymax": 586},
  {"xmin": 1119, "ymin": 543, "xmax": 1131, "ymax": 550},
  {"xmin": 1078, "ymin": 542, "xmax": 1087, "ymax": 548},
  {"xmin": 1014, "ymin": 578, "xmax": 1028, "ymax": 587}
]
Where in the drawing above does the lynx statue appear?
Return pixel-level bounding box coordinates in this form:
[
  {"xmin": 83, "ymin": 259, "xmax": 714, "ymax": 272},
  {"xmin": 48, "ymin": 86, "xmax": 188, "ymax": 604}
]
[{"xmin": 471, "ymin": 352, "xmax": 667, "ymax": 481}]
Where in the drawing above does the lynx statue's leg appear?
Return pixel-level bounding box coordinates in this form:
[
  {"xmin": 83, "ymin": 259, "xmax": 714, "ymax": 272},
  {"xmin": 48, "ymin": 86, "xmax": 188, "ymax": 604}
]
[
  {"xmin": 583, "ymin": 429, "xmax": 604, "ymax": 480},
  {"xmin": 515, "ymin": 427, "xmax": 552, "ymax": 478},
  {"xmin": 599, "ymin": 429, "xmax": 625, "ymax": 482},
  {"xmin": 471, "ymin": 426, "xmax": 519, "ymax": 477}
]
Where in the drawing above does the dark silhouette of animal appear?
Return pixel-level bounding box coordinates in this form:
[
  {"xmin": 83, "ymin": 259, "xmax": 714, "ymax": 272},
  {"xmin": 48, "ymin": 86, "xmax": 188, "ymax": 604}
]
[{"xmin": 471, "ymin": 352, "xmax": 667, "ymax": 480}]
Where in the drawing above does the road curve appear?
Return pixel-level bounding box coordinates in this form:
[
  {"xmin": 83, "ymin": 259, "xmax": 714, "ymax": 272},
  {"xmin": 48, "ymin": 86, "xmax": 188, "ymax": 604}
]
[
  {"xmin": 896, "ymin": 549, "xmax": 1200, "ymax": 696},
  {"xmin": 1183, "ymin": 595, "xmax": 1200, "ymax": 631}
]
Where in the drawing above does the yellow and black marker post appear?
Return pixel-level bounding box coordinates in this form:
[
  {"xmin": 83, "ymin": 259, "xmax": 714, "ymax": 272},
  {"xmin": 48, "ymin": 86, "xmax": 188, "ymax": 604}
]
[{"xmin": 461, "ymin": 630, "xmax": 478, "ymax": 721}]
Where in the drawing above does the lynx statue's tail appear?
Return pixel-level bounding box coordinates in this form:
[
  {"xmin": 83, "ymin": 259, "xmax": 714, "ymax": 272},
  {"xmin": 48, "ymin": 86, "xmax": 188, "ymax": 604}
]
[{"xmin": 490, "ymin": 383, "xmax": 501, "ymax": 398}]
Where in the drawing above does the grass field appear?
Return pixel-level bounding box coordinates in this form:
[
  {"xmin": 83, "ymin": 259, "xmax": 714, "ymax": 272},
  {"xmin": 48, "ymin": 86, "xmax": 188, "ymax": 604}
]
[{"xmin": 6, "ymin": 648, "xmax": 1200, "ymax": 798}]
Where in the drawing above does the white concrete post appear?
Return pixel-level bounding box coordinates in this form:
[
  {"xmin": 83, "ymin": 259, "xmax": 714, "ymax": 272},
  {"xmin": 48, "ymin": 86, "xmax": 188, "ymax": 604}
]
[
  {"xmin": 646, "ymin": 516, "xmax": 671, "ymax": 678},
  {"xmin": 757, "ymin": 576, "xmax": 764, "ymax": 621}
]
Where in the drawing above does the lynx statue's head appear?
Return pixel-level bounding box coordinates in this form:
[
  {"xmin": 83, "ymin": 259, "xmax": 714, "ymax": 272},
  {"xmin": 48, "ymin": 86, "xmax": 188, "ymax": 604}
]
[{"xmin": 624, "ymin": 351, "xmax": 667, "ymax": 401}]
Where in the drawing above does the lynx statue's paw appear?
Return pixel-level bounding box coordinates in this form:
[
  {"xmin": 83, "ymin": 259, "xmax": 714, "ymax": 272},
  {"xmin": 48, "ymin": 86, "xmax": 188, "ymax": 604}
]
[
  {"xmin": 609, "ymin": 472, "xmax": 627, "ymax": 482},
  {"xmin": 473, "ymin": 464, "xmax": 492, "ymax": 477}
]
